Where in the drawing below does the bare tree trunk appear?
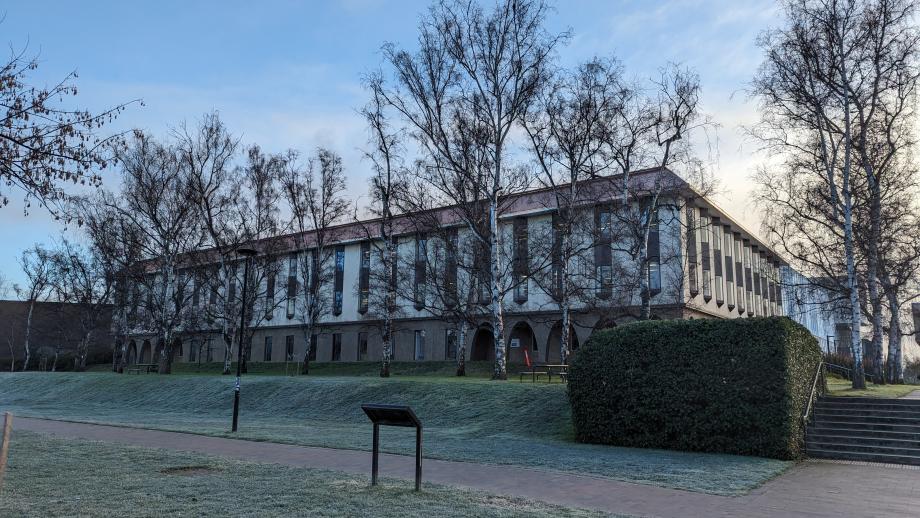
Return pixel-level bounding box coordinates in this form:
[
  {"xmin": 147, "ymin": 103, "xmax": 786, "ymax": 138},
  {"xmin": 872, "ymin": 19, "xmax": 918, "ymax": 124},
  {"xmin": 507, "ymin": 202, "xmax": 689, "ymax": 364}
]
[
  {"xmin": 559, "ymin": 227, "xmax": 572, "ymax": 364},
  {"xmin": 885, "ymin": 288, "xmax": 903, "ymax": 384},
  {"xmin": 381, "ymin": 318, "xmax": 392, "ymax": 378},
  {"xmin": 300, "ymin": 314, "xmax": 314, "ymax": 375},
  {"xmin": 222, "ymin": 333, "xmax": 233, "ymax": 374},
  {"xmin": 867, "ymin": 186, "xmax": 885, "ymax": 384},
  {"xmin": 456, "ymin": 322, "xmax": 467, "ymax": 377},
  {"xmin": 560, "ymin": 301, "xmax": 571, "ymax": 365},
  {"xmin": 638, "ymin": 191, "xmax": 660, "ymax": 321},
  {"xmin": 840, "ymin": 58, "xmax": 866, "ymax": 390},
  {"xmin": 22, "ymin": 301, "xmax": 34, "ymax": 372},
  {"xmin": 489, "ymin": 198, "xmax": 507, "ymax": 380}
]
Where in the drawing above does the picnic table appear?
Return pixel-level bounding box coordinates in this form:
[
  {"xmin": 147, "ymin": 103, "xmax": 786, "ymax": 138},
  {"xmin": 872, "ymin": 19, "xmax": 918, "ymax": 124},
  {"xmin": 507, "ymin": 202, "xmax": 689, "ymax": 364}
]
[
  {"xmin": 126, "ymin": 363, "xmax": 159, "ymax": 374},
  {"xmin": 518, "ymin": 363, "xmax": 568, "ymax": 383}
]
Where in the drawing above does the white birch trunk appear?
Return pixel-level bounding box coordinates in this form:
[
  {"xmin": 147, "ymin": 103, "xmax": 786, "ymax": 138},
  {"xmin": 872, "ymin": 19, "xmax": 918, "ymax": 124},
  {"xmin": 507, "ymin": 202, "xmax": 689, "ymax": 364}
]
[
  {"xmin": 885, "ymin": 289, "xmax": 903, "ymax": 384},
  {"xmin": 839, "ymin": 56, "xmax": 867, "ymax": 389},
  {"xmin": 639, "ymin": 190, "xmax": 661, "ymax": 320},
  {"xmin": 489, "ymin": 198, "xmax": 507, "ymax": 380},
  {"xmin": 456, "ymin": 321, "xmax": 468, "ymax": 376},
  {"xmin": 21, "ymin": 301, "xmax": 34, "ymax": 372}
]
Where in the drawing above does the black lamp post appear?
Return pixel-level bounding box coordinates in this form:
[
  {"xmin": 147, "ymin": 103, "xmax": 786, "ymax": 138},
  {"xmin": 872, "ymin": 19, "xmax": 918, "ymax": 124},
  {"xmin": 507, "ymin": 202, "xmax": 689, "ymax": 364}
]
[{"xmin": 232, "ymin": 246, "xmax": 258, "ymax": 433}]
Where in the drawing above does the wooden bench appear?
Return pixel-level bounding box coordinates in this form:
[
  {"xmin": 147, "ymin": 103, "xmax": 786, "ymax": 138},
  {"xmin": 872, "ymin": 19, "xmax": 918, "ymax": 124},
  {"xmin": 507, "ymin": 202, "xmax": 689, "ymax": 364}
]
[
  {"xmin": 519, "ymin": 368, "xmax": 550, "ymax": 383},
  {"xmin": 518, "ymin": 364, "xmax": 568, "ymax": 383},
  {"xmin": 127, "ymin": 363, "xmax": 158, "ymax": 374}
]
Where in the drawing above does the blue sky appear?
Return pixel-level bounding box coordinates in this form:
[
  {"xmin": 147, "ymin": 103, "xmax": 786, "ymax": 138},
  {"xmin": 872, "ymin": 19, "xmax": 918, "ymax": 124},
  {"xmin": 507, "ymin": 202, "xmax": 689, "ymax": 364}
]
[{"xmin": 0, "ymin": 0, "xmax": 778, "ymax": 289}]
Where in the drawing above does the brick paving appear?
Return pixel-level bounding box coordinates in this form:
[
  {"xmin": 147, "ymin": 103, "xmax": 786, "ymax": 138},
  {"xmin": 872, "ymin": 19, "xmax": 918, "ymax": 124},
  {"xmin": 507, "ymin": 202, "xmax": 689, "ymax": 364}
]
[{"xmin": 12, "ymin": 417, "xmax": 920, "ymax": 517}]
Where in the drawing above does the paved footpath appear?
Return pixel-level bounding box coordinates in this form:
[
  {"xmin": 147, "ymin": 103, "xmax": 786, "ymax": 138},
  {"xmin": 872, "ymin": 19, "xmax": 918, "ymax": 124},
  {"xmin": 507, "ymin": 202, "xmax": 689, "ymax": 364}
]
[{"xmin": 12, "ymin": 417, "xmax": 920, "ymax": 518}]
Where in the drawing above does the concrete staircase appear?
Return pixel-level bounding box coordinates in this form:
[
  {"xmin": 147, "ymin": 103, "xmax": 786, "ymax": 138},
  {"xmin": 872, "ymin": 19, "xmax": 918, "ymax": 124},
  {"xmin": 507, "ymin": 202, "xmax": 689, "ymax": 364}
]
[{"xmin": 806, "ymin": 396, "xmax": 920, "ymax": 465}]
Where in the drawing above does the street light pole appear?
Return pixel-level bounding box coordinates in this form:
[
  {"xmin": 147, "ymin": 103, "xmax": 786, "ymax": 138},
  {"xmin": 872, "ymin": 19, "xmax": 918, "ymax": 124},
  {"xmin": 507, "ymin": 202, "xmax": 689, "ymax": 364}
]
[{"xmin": 232, "ymin": 247, "xmax": 258, "ymax": 433}]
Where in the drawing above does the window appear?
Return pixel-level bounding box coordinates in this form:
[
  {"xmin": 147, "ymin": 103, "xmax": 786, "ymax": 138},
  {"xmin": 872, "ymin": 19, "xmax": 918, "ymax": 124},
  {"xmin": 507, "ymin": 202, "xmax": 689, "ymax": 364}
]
[
  {"xmin": 647, "ymin": 207, "xmax": 661, "ymax": 297},
  {"xmin": 192, "ymin": 275, "xmax": 201, "ymax": 307},
  {"xmin": 744, "ymin": 244, "xmax": 754, "ymax": 315},
  {"xmin": 475, "ymin": 242, "xmax": 490, "ymax": 305},
  {"xmin": 228, "ymin": 266, "xmax": 237, "ymax": 306},
  {"xmin": 700, "ymin": 214, "xmax": 712, "ymax": 302},
  {"xmin": 244, "ymin": 337, "xmax": 252, "ymax": 362},
  {"xmin": 189, "ymin": 339, "xmax": 198, "ymax": 362},
  {"xmin": 414, "ymin": 236, "xmax": 427, "ymax": 311},
  {"xmin": 287, "ymin": 254, "xmax": 297, "ymax": 319},
  {"xmin": 735, "ymin": 237, "xmax": 745, "ymax": 314},
  {"xmin": 264, "ymin": 336, "xmax": 273, "ymax": 362},
  {"xmin": 309, "ymin": 334, "xmax": 317, "ymax": 362},
  {"xmin": 551, "ymin": 214, "xmax": 563, "ymax": 297},
  {"xmin": 724, "ymin": 228, "xmax": 735, "ymax": 309},
  {"xmin": 334, "ymin": 247, "xmax": 345, "ymax": 316},
  {"xmin": 445, "ymin": 329, "xmax": 457, "ymax": 360},
  {"xmin": 209, "ymin": 273, "xmax": 218, "ymax": 307},
  {"xmin": 359, "ymin": 242, "xmax": 370, "ymax": 314},
  {"xmin": 205, "ymin": 338, "xmax": 214, "ymax": 362},
  {"xmin": 414, "ymin": 330, "xmax": 425, "ymax": 361},
  {"xmin": 332, "ymin": 333, "xmax": 342, "ymax": 361},
  {"xmin": 752, "ymin": 248, "xmax": 762, "ymax": 317},
  {"xmin": 712, "ymin": 222, "xmax": 723, "ymax": 305},
  {"xmin": 265, "ymin": 272, "xmax": 275, "ymax": 320},
  {"xmin": 177, "ymin": 341, "xmax": 184, "ymax": 357},
  {"xmin": 648, "ymin": 260, "xmax": 662, "ymax": 293},
  {"xmin": 596, "ymin": 265, "xmax": 612, "ymax": 297},
  {"xmin": 445, "ymin": 229, "xmax": 458, "ymax": 306},
  {"xmin": 594, "ymin": 207, "xmax": 613, "ymax": 299},
  {"xmin": 598, "ymin": 211, "xmax": 613, "ymax": 241},
  {"xmin": 513, "ymin": 217, "xmax": 529, "ymax": 304},
  {"xmin": 285, "ymin": 335, "xmax": 295, "ymax": 362},
  {"xmin": 686, "ymin": 207, "xmax": 699, "ymax": 296},
  {"xmin": 358, "ymin": 332, "xmax": 368, "ymax": 361}
]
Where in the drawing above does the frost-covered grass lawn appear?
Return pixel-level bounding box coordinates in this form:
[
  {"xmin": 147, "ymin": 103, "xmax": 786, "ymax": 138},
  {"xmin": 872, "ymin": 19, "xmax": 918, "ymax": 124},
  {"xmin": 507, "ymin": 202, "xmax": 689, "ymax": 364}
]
[
  {"xmin": 826, "ymin": 375, "xmax": 918, "ymax": 398},
  {"xmin": 0, "ymin": 372, "xmax": 790, "ymax": 495},
  {"xmin": 1, "ymin": 431, "xmax": 612, "ymax": 518}
]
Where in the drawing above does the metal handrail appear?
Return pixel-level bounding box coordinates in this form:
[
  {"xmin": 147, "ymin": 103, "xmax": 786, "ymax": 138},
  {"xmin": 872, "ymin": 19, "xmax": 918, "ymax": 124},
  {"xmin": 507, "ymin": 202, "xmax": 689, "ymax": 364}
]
[{"xmin": 802, "ymin": 361, "xmax": 826, "ymax": 431}]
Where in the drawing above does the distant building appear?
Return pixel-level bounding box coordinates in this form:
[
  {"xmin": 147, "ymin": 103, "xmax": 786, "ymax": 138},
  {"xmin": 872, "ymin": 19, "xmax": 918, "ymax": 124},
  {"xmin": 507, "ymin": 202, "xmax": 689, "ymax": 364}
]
[
  {"xmin": 780, "ymin": 269, "xmax": 840, "ymax": 353},
  {"xmin": 913, "ymin": 303, "xmax": 920, "ymax": 348},
  {"xmin": 121, "ymin": 168, "xmax": 794, "ymax": 366},
  {"xmin": 0, "ymin": 300, "xmax": 113, "ymax": 370}
]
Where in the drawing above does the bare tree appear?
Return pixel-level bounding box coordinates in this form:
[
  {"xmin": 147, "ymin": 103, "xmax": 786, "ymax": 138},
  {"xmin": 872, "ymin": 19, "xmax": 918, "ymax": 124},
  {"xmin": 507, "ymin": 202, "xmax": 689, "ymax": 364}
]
[
  {"xmin": 379, "ymin": 0, "xmax": 568, "ymax": 379},
  {"xmin": 280, "ymin": 148, "xmax": 351, "ymax": 375},
  {"xmin": 78, "ymin": 194, "xmax": 146, "ymax": 372},
  {"xmin": 358, "ymin": 79, "xmax": 411, "ymax": 377},
  {"xmin": 612, "ymin": 65, "xmax": 708, "ymax": 321},
  {"xmin": 0, "ymin": 40, "xmax": 134, "ymax": 217},
  {"xmin": 0, "ymin": 272, "xmax": 12, "ymax": 299},
  {"xmin": 521, "ymin": 58, "xmax": 623, "ymax": 363},
  {"xmin": 752, "ymin": 0, "xmax": 919, "ymax": 388},
  {"xmin": 111, "ymin": 131, "xmax": 203, "ymax": 374},
  {"xmin": 49, "ymin": 238, "xmax": 116, "ymax": 371},
  {"xmin": 13, "ymin": 244, "xmax": 55, "ymax": 370}
]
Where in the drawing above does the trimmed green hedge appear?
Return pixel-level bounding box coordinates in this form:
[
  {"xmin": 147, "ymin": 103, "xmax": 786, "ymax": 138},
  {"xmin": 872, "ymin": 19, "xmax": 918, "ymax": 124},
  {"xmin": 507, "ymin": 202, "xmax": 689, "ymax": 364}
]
[{"xmin": 567, "ymin": 317, "xmax": 821, "ymax": 460}]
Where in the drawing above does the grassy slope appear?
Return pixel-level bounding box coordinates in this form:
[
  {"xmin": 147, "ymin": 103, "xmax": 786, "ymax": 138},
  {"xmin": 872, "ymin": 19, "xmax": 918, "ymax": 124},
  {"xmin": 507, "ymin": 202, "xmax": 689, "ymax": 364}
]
[
  {"xmin": 89, "ymin": 360, "xmax": 508, "ymax": 378},
  {"xmin": 0, "ymin": 372, "xmax": 789, "ymax": 495},
  {"xmin": 1, "ymin": 431, "xmax": 613, "ymax": 518},
  {"xmin": 827, "ymin": 375, "xmax": 918, "ymax": 398}
]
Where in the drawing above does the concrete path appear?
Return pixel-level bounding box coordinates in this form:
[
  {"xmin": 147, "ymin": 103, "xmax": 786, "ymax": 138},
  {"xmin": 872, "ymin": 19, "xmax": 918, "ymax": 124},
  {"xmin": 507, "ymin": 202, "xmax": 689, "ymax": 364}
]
[
  {"xmin": 12, "ymin": 417, "xmax": 920, "ymax": 518},
  {"xmin": 901, "ymin": 389, "xmax": 920, "ymax": 399}
]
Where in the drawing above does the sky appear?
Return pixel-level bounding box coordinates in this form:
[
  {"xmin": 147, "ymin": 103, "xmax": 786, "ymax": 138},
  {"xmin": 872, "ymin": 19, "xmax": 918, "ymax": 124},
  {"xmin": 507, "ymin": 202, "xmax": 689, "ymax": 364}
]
[{"xmin": 0, "ymin": 0, "xmax": 780, "ymax": 290}]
